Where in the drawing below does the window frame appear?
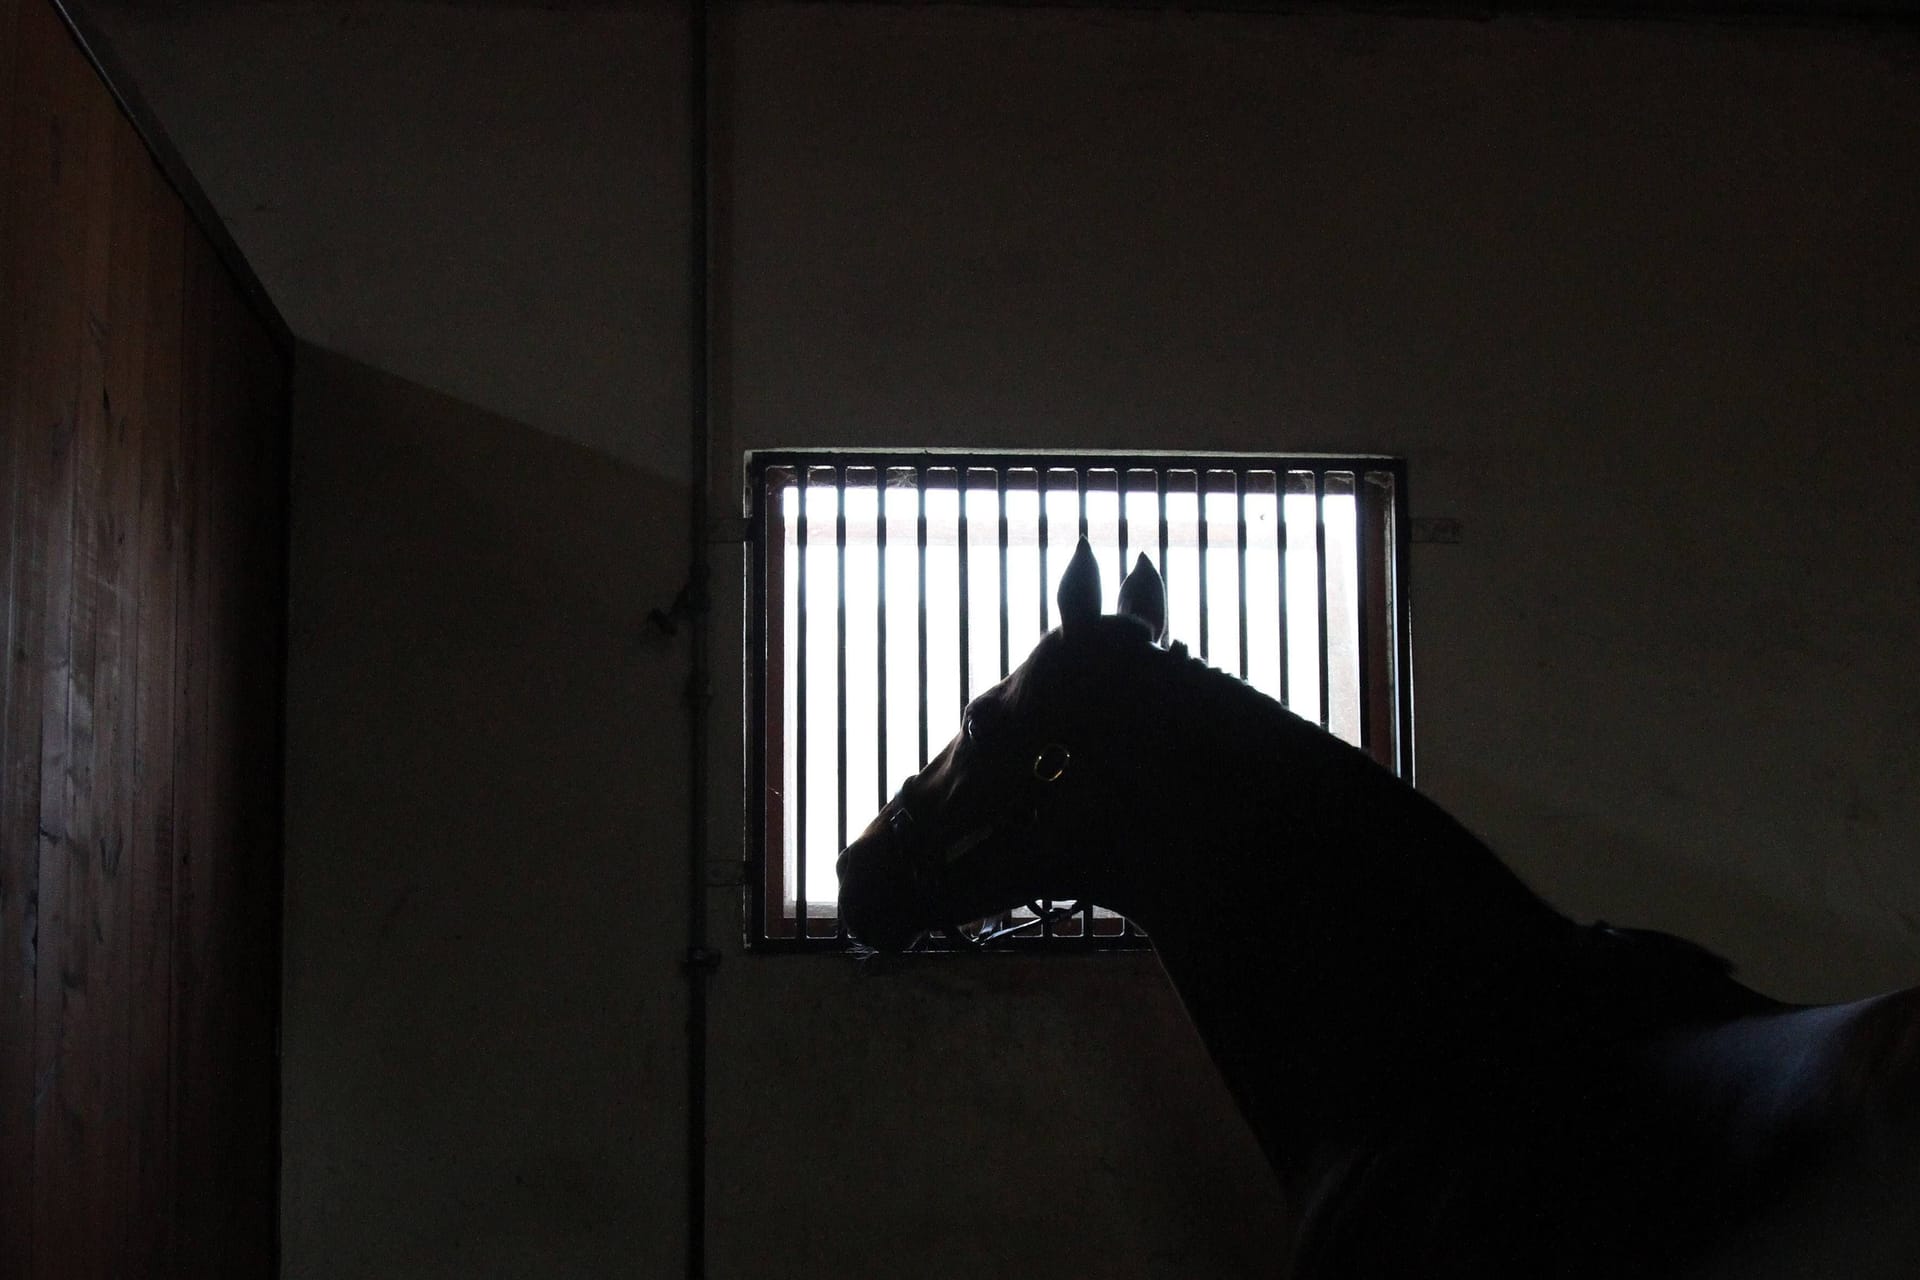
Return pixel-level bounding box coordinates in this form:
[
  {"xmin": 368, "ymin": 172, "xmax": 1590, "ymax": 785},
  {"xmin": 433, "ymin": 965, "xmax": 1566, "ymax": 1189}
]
[{"xmin": 744, "ymin": 449, "xmax": 1414, "ymax": 953}]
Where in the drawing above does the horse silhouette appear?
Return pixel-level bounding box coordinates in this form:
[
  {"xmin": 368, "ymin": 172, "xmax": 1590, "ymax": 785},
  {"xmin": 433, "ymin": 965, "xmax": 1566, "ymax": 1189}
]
[{"xmin": 837, "ymin": 537, "xmax": 1920, "ymax": 1279}]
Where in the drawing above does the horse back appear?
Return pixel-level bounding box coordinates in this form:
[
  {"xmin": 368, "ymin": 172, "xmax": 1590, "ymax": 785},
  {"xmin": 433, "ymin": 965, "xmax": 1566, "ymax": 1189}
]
[
  {"xmin": 1664, "ymin": 984, "xmax": 1920, "ymax": 1148},
  {"xmin": 1831, "ymin": 984, "xmax": 1920, "ymax": 1126},
  {"xmin": 1667, "ymin": 984, "xmax": 1920, "ymax": 1280},
  {"xmin": 1289, "ymin": 984, "xmax": 1920, "ymax": 1279}
]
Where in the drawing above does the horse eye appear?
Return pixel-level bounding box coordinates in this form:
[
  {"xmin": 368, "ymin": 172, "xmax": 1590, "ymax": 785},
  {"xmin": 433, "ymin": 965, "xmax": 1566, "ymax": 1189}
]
[{"xmin": 1032, "ymin": 744, "xmax": 1070, "ymax": 783}]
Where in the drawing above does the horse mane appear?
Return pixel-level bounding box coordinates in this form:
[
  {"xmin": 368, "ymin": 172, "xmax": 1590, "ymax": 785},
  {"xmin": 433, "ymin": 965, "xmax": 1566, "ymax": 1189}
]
[
  {"xmin": 1129, "ymin": 634, "xmax": 1767, "ymax": 1032},
  {"xmin": 1573, "ymin": 922, "xmax": 1770, "ymax": 1031}
]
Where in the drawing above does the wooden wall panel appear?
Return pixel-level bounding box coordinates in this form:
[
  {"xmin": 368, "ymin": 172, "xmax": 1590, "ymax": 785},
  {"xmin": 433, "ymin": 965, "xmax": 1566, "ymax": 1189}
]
[
  {"xmin": 0, "ymin": 1, "xmax": 289, "ymax": 1273},
  {"xmin": 0, "ymin": 0, "xmax": 32, "ymax": 1232},
  {"xmin": 126, "ymin": 164, "xmax": 187, "ymax": 1275}
]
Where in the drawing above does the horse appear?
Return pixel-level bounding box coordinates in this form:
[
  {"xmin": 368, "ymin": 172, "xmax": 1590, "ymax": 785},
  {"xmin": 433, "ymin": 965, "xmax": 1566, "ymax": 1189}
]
[{"xmin": 836, "ymin": 537, "xmax": 1920, "ymax": 1279}]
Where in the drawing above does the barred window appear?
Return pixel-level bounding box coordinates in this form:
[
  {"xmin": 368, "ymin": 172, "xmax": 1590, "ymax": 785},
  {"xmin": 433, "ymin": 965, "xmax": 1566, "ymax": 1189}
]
[{"xmin": 745, "ymin": 452, "xmax": 1412, "ymax": 951}]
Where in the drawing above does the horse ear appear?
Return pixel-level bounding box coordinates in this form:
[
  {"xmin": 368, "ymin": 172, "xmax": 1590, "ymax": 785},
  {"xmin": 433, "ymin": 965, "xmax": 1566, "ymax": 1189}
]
[
  {"xmin": 1057, "ymin": 537, "xmax": 1101, "ymax": 630},
  {"xmin": 1117, "ymin": 553, "xmax": 1167, "ymax": 644}
]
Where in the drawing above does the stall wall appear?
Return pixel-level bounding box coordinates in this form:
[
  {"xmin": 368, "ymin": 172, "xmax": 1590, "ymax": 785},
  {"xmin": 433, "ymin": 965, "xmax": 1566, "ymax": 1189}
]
[
  {"xmin": 78, "ymin": 2, "xmax": 1920, "ymax": 1277},
  {"xmin": 1, "ymin": 0, "xmax": 289, "ymax": 1272}
]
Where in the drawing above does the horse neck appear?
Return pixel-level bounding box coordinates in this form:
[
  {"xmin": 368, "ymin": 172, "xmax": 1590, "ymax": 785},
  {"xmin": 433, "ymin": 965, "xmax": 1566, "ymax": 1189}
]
[{"xmin": 1096, "ymin": 679, "xmax": 1577, "ymax": 1181}]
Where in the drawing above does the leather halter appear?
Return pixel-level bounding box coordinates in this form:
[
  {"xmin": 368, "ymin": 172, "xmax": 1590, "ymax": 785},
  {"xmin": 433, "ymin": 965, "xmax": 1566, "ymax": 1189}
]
[{"xmin": 884, "ymin": 742, "xmax": 1080, "ymax": 948}]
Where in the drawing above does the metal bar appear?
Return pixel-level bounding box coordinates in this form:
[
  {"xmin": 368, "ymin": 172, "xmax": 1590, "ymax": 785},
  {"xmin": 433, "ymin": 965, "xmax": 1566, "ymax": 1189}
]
[
  {"xmin": 1315, "ymin": 470, "xmax": 1331, "ymax": 732},
  {"xmin": 997, "ymin": 470, "xmax": 1010, "ymax": 679},
  {"xmin": 1039, "ymin": 471, "xmax": 1052, "ymax": 632},
  {"xmin": 1197, "ymin": 473, "xmax": 1211, "ymax": 661},
  {"xmin": 1235, "ymin": 471, "xmax": 1249, "ymax": 681},
  {"xmin": 1157, "ymin": 470, "xmax": 1169, "ymax": 592},
  {"xmin": 751, "ymin": 449, "xmax": 1405, "ymax": 476},
  {"xmin": 1354, "ymin": 472, "xmax": 1372, "ymax": 759},
  {"xmin": 1394, "ymin": 462, "xmax": 1416, "ymax": 782},
  {"xmin": 1073, "ymin": 466, "xmax": 1092, "ymax": 943},
  {"xmin": 795, "ymin": 475, "xmax": 811, "ymax": 938},
  {"xmin": 1041, "ymin": 470, "xmax": 1058, "ymax": 938},
  {"xmin": 836, "ymin": 472, "xmax": 848, "ymax": 907},
  {"xmin": 958, "ymin": 470, "xmax": 971, "ymax": 708},
  {"xmin": 917, "ymin": 469, "xmax": 929, "ymax": 769},
  {"xmin": 1075, "ymin": 447, "xmax": 1094, "ymax": 942},
  {"xmin": 794, "ymin": 479, "xmax": 810, "ymax": 940},
  {"xmin": 1035, "ymin": 476, "xmax": 1060, "ymax": 935},
  {"xmin": 875, "ymin": 474, "xmax": 889, "ymax": 820},
  {"xmin": 1278, "ymin": 474, "xmax": 1291, "ymax": 710}
]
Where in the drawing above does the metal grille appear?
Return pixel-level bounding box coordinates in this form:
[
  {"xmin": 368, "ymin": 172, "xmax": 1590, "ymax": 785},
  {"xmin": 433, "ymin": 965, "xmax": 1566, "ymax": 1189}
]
[{"xmin": 746, "ymin": 451, "xmax": 1413, "ymax": 951}]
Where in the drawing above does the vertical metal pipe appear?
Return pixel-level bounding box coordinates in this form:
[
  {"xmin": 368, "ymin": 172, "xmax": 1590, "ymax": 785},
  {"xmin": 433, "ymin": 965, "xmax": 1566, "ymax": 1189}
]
[{"xmin": 683, "ymin": 1, "xmax": 713, "ymax": 1273}]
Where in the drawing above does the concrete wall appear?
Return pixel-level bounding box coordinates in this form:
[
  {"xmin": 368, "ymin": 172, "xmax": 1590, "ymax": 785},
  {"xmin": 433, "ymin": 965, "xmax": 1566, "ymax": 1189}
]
[
  {"xmin": 280, "ymin": 348, "xmax": 690, "ymax": 1275},
  {"xmin": 84, "ymin": 1, "xmax": 1920, "ymax": 1276}
]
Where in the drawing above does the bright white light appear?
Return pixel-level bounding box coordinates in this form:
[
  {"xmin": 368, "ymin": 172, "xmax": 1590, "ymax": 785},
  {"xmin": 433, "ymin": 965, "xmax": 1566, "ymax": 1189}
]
[
  {"xmin": 1204, "ymin": 484, "xmax": 1242, "ymax": 676},
  {"xmin": 1244, "ymin": 485, "xmax": 1280, "ymax": 702},
  {"xmin": 1284, "ymin": 489, "xmax": 1322, "ymax": 727}
]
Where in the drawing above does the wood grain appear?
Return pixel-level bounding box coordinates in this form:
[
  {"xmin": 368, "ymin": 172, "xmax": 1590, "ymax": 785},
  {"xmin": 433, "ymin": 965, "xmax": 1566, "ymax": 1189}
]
[
  {"xmin": 1, "ymin": 2, "xmax": 289, "ymax": 1272},
  {"xmin": 127, "ymin": 164, "xmax": 186, "ymax": 1278},
  {"xmin": 20, "ymin": 3, "xmax": 89, "ymax": 1262},
  {"xmin": 0, "ymin": 0, "xmax": 41, "ymax": 1251}
]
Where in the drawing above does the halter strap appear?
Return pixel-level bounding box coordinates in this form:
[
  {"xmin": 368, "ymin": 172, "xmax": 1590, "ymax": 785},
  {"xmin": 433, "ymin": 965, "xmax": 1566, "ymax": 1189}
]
[{"xmin": 885, "ymin": 741, "xmax": 1080, "ymax": 948}]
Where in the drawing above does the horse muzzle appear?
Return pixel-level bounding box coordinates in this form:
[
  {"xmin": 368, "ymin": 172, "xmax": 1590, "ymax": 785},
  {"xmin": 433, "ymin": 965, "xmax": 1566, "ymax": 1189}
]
[{"xmin": 836, "ymin": 832, "xmax": 929, "ymax": 954}]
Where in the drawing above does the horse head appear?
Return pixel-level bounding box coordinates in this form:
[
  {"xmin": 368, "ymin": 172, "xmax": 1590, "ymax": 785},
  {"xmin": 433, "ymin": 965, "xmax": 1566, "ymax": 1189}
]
[{"xmin": 836, "ymin": 538, "xmax": 1166, "ymax": 952}]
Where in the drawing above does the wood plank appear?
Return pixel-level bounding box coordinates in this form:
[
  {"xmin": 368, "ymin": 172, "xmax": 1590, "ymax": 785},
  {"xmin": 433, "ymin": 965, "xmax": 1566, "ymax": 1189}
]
[
  {"xmin": 0, "ymin": 0, "xmax": 42, "ymax": 1253},
  {"xmin": 2, "ymin": 8, "xmax": 290, "ymax": 1274},
  {"xmin": 1, "ymin": 9, "xmax": 291, "ymax": 1273},
  {"xmin": 168, "ymin": 226, "xmax": 216, "ymax": 1276},
  {"xmin": 0, "ymin": 0, "xmax": 19, "ymax": 163},
  {"xmin": 126, "ymin": 161, "xmax": 185, "ymax": 1280},
  {"xmin": 10, "ymin": 0, "xmax": 92, "ymax": 1270},
  {"xmin": 196, "ymin": 247, "xmax": 239, "ymax": 1276},
  {"xmin": 92, "ymin": 99, "xmax": 158, "ymax": 1275},
  {"xmin": 31, "ymin": 2, "xmax": 122, "ymax": 1267},
  {"xmin": 0, "ymin": 0, "xmax": 20, "ymax": 256}
]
